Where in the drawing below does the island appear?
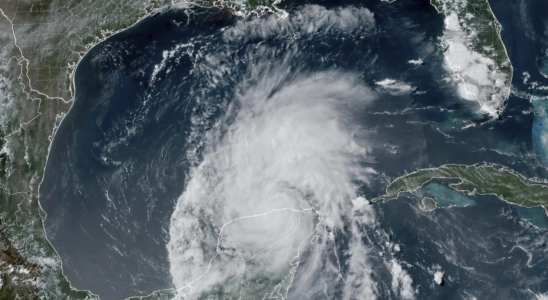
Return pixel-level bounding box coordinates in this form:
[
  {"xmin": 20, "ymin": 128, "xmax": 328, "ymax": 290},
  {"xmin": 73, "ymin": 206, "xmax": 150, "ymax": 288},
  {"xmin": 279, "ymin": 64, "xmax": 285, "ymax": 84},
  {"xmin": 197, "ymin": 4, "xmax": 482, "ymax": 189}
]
[
  {"xmin": 373, "ymin": 164, "xmax": 548, "ymax": 210},
  {"xmin": 0, "ymin": 0, "xmax": 517, "ymax": 298}
]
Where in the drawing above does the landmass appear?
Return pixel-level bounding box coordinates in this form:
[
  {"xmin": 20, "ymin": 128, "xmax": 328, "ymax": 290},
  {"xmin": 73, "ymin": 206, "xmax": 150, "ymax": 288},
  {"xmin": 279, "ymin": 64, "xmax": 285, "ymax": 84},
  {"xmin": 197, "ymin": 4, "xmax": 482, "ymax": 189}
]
[
  {"xmin": 0, "ymin": 0, "xmax": 516, "ymax": 299},
  {"xmin": 373, "ymin": 164, "xmax": 548, "ymax": 210},
  {"xmin": 0, "ymin": 0, "xmax": 188, "ymax": 298},
  {"xmin": 431, "ymin": 0, "xmax": 513, "ymax": 118},
  {"xmin": 420, "ymin": 197, "xmax": 437, "ymax": 211}
]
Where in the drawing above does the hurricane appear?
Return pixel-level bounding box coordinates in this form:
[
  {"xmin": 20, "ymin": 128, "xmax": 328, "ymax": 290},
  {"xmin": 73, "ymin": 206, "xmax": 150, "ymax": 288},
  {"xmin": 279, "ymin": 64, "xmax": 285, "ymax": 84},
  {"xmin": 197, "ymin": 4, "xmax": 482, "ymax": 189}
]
[
  {"xmin": 167, "ymin": 21, "xmax": 379, "ymax": 298},
  {"xmin": 37, "ymin": 1, "xmax": 548, "ymax": 299}
]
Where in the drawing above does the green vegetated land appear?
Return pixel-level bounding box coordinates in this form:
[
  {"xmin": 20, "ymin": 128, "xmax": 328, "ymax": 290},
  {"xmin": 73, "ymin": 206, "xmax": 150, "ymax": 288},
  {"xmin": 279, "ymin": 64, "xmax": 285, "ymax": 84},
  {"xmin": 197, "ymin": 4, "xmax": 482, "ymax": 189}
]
[
  {"xmin": 373, "ymin": 164, "xmax": 548, "ymax": 209},
  {"xmin": 0, "ymin": 0, "xmax": 513, "ymax": 299},
  {"xmin": 0, "ymin": 0, "xmax": 275, "ymax": 299},
  {"xmin": 431, "ymin": 0, "xmax": 513, "ymax": 82},
  {"xmin": 0, "ymin": 0, "xmax": 180, "ymax": 299}
]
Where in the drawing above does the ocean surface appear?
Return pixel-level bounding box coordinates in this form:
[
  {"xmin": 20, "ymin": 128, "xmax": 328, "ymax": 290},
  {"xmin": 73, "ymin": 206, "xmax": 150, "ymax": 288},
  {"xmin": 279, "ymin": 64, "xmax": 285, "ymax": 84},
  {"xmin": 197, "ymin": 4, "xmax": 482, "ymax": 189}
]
[{"xmin": 39, "ymin": 0, "xmax": 548, "ymax": 299}]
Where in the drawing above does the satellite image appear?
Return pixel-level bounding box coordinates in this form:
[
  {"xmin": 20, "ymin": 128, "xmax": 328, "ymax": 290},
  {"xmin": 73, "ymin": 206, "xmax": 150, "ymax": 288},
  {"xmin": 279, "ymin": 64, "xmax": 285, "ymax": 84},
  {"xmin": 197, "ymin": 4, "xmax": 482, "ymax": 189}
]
[{"xmin": 1, "ymin": 0, "xmax": 548, "ymax": 299}]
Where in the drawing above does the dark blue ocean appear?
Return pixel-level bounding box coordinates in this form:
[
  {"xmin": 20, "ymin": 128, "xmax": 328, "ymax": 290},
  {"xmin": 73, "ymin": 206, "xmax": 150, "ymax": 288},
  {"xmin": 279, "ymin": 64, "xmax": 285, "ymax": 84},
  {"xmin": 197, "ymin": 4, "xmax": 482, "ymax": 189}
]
[{"xmin": 39, "ymin": 0, "xmax": 548, "ymax": 299}]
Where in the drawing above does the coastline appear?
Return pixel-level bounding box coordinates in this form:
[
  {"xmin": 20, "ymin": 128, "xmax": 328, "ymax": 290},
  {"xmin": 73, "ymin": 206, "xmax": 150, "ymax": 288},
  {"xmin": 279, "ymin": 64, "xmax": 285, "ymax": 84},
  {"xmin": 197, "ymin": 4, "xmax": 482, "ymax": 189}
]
[
  {"xmin": 5, "ymin": 0, "xmax": 522, "ymax": 298},
  {"xmin": 372, "ymin": 163, "xmax": 548, "ymax": 216},
  {"xmin": 35, "ymin": 4, "xmax": 194, "ymax": 300}
]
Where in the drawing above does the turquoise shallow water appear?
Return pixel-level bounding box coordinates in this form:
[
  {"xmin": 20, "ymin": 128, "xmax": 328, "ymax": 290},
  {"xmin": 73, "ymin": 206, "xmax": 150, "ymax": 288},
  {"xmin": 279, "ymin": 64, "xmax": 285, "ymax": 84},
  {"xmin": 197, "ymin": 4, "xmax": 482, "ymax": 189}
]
[
  {"xmin": 538, "ymin": 55, "xmax": 548, "ymax": 78},
  {"xmin": 38, "ymin": 0, "xmax": 548, "ymax": 298},
  {"xmin": 532, "ymin": 100, "xmax": 548, "ymax": 165},
  {"xmin": 422, "ymin": 182, "xmax": 548, "ymax": 230},
  {"xmin": 421, "ymin": 182, "xmax": 477, "ymax": 208},
  {"xmin": 517, "ymin": 206, "xmax": 548, "ymax": 230}
]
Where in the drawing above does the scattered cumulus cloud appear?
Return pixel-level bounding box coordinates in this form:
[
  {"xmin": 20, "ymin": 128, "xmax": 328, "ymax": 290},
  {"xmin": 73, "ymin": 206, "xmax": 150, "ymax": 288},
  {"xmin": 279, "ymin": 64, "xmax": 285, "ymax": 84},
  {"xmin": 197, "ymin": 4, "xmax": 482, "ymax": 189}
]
[
  {"xmin": 375, "ymin": 79, "xmax": 416, "ymax": 95},
  {"xmin": 440, "ymin": 12, "xmax": 510, "ymax": 117},
  {"xmin": 434, "ymin": 270, "xmax": 444, "ymax": 285},
  {"xmin": 223, "ymin": 5, "xmax": 375, "ymax": 42},
  {"xmin": 391, "ymin": 260, "xmax": 416, "ymax": 300},
  {"xmin": 408, "ymin": 59, "xmax": 424, "ymax": 66}
]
